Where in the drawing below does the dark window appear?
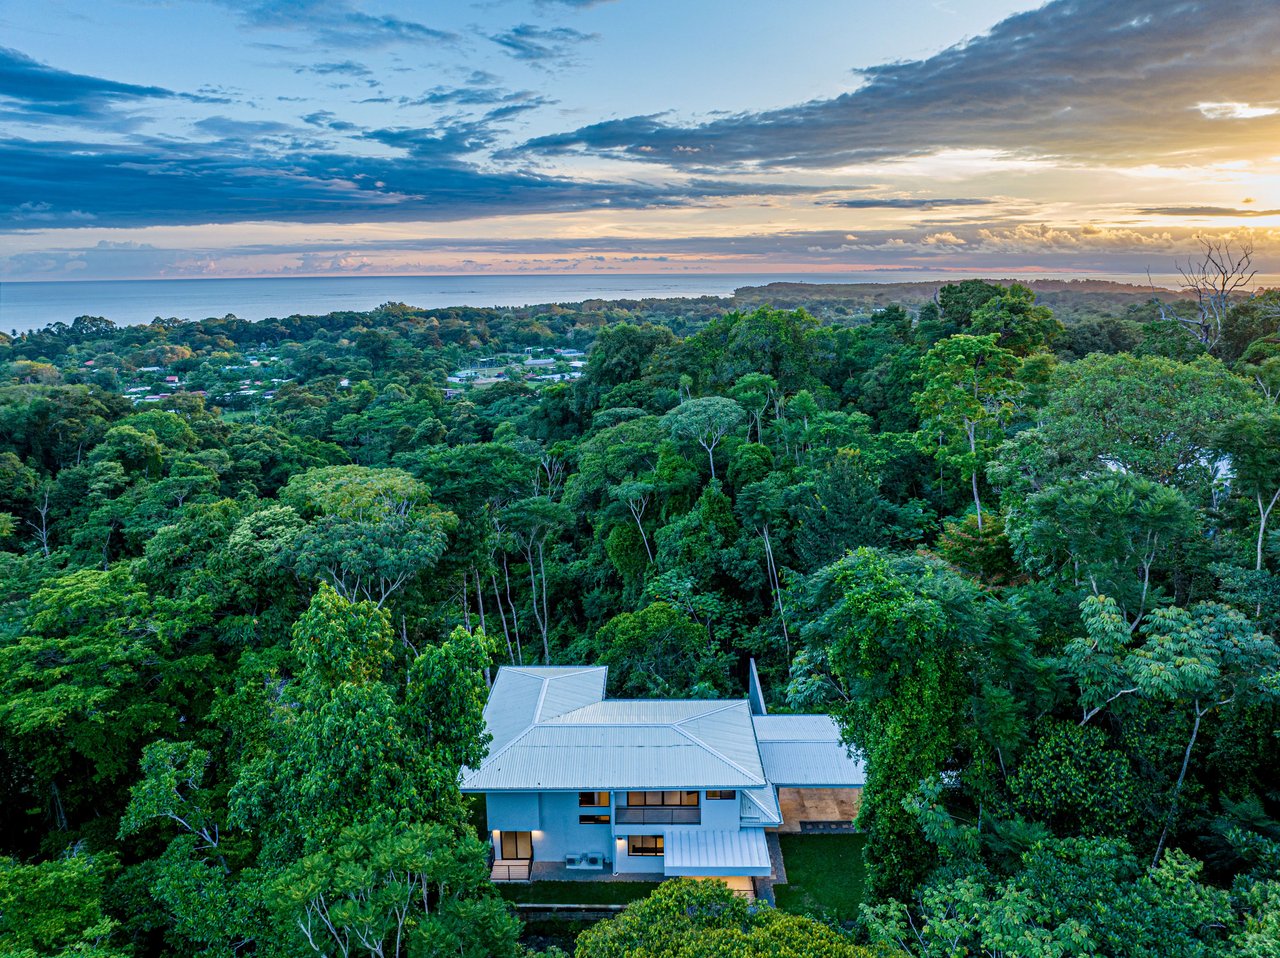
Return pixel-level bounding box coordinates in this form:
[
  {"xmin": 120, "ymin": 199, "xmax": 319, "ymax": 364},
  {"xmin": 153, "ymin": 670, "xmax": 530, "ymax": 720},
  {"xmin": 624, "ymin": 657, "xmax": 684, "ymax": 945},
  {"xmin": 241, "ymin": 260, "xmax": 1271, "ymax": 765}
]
[
  {"xmin": 624, "ymin": 790, "xmax": 699, "ymax": 807},
  {"xmin": 628, "ymin": 835, "xmax": 664, "ymax": 857},
  {"xmin": 578, "ymin": 791, "xmax": 609, "ymax": 807},
  {"xmin": 579, "ymin": 814, "xmax": 610, "ymax": 825},
  {"xmin": 706, "ymin": 790, "xmax": 737, "ymax": 800}
]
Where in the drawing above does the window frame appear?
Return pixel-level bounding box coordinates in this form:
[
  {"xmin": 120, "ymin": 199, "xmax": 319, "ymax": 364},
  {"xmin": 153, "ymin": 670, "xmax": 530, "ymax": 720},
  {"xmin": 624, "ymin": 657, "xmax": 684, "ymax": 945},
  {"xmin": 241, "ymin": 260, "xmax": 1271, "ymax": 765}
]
[
  {"xmin": 578, "ymin": 791, "xmax": 610, "ymax": 808},
  {"xmin": 706, "ymin": 790, "xmax": 737, "ymax": 800},
  {"xmin": 624, "ymin": 790, "xmax": 699, "ymax": 807},
  {"xmin": 627, "ymin": 834, "xmax": 664, "ymax": 857}
]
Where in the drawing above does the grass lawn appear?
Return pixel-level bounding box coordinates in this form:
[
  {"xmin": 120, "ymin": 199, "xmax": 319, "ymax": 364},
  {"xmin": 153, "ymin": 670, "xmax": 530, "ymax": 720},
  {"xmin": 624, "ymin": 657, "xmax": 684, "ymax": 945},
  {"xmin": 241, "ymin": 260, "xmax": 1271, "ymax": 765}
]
[
  {"xmin": 499, "ymin": 880, "xmax": 663, "ymax": 906},
  {"xmin": 773, "ymin": 833, "xmax": 867, "ymax": 922}
]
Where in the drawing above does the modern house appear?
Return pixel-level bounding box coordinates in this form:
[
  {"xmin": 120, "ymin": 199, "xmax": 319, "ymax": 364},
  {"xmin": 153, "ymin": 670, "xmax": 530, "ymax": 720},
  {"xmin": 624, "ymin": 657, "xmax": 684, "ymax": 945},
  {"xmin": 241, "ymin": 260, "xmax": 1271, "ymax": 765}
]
[{"xmin": 460, "ymin": 664, "xmax": 865, "ymax": 889}]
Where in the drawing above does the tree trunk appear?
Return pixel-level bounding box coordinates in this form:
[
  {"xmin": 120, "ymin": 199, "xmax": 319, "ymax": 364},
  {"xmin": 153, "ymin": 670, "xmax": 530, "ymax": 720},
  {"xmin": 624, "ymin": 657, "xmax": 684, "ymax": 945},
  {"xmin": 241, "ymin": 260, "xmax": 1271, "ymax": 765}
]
[
  {"xmin": 490, "ymin": 570, "xmax": 516, "ymax": 664},
  {"xmin": 1256, "ymin": 488, "xmax": 1280, "ymax": 572},
  {"xmin": 1153, "ymin": 704, "xmax": 1204, "ymax": 867},
  {"xmin": 473, "ymin": 569, "xmax": 487, "ymax": 634},
  {"xmin": 966, "ymin": 420, "xmax": 982, "ymax": 531},
  {"xmin": 502, "ymin": 554, "xmax": 523, "ymax": 665},
  {"xmin": 537, "ymin": 540, "xmax": 551, "ymax": 662},
  {"xmin": 761, "ymin": 526, "xmax": 790, "ymax": 658}
]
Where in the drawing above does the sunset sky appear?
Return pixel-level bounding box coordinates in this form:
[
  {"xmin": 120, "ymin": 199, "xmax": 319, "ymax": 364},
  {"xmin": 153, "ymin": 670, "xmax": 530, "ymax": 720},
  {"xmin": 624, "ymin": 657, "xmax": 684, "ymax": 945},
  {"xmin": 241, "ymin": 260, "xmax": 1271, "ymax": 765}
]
[{"xmin": 2, "ymin": 0, "xmax": 1279, "ymax": 282}]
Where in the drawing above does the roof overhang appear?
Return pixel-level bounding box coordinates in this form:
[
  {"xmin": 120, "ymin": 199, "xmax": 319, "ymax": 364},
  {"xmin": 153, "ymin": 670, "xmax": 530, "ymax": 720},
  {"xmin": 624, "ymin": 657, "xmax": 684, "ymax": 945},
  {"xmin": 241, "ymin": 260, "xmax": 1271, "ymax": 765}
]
[{"xmin": 663, "ymin": 828, "xmax": 772, "ymax": 877}]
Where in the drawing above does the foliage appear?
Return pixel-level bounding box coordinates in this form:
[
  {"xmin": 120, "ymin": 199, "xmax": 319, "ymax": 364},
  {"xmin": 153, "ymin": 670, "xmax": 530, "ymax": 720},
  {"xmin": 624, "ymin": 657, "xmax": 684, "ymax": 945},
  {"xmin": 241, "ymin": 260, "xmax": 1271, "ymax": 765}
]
[
  {"xmin": 574, "ymin": 879, "xmax": 877, "ymax": 958},
  {"xmin": 2, "ymin": 288, "xmax": 1279, "ymax": 956}
]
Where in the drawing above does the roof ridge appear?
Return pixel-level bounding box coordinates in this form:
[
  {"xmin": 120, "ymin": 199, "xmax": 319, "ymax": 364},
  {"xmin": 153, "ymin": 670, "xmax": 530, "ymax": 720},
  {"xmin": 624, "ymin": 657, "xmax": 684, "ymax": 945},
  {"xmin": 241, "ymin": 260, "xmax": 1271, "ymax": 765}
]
[
  {"xmin": 462, "ymin": 720, "xmax": 537, "ymax": 786},
  {"xmin": 671, "ymin": 720, "xmax": 765, "ymax": 787},
  {"xmin": 673, "ymin": 700, "xmax": 741, "ymax": 725},
  {"xmin": 532, "ymin": 672, "xmax": 552, "ymax": 721},
  {"xmin": 740, "ymin": 787, "xmax": 781, "ymax": 822}
]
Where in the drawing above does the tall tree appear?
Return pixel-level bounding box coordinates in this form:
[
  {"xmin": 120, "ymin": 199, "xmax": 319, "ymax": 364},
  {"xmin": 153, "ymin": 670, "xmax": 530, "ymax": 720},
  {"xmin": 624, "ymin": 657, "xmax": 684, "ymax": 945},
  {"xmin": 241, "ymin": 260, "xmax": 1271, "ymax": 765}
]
[
  {"xmin": 914, "ymin": 334, "xmax": 1022, "ymax": 530},
  {"xmin": 660, "ymin": 396, "xmax": 745, "ymax": 481}
]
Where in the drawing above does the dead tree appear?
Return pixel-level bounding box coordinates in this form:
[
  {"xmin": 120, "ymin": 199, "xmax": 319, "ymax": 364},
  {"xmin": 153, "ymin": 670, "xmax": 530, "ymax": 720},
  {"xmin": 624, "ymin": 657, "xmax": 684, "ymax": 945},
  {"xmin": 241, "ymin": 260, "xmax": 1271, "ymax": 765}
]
[{"xmin": 1152, "ymin": 238, "xmax": 1259, "ymax": 351}]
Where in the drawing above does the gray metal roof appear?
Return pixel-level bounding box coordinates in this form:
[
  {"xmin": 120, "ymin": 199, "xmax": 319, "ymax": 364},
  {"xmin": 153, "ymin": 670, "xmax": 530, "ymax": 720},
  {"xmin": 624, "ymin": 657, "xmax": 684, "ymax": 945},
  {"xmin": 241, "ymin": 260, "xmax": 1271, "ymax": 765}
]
[
  {"xmin": 740, "ymin": 786, "xmax": 782, "ymax": 826},
  {"xmin": 461, "ymin": 667, "xmax": 863, "ymax": 792},
  {"xmin": 664, "ymin": 828, "xmax": 771, "ymax": 875},
  {"xmin": 479, "ymin": 666, "xmax": 608, "ymax": 755},
  {"xmin": 752, "ymin": 714, "xmax": 866, "ymax": 787},
  {"xmin": 461, "ymin": 666, "xmax": 767, "ymax": 791}
]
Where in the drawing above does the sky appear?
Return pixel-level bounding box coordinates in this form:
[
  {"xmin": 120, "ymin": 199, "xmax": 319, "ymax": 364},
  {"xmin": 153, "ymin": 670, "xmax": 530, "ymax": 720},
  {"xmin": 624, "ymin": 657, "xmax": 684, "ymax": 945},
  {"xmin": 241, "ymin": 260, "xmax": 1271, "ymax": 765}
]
[{"xmin": 1, "ymin": 0, "xmax": 1279, "ymax": 283}]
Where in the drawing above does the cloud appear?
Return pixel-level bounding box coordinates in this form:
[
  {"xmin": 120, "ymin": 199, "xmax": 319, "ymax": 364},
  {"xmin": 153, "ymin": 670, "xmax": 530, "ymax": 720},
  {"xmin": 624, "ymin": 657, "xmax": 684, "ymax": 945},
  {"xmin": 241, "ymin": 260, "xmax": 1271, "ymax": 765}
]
[
  {"xmin": 296, "ymin": 60, "xmax": 379, "ymax": 88},
  {"xmin": 520, "ymin": 0, "xmax": 1280, "ymax": 168},
  {"xmin": 0, "ymin": 45, "xmax": 215, "ymax": 125},
  {"xmin": 488, "ymin": 24, "xmax": 597, "ymax": 64},
  {"xmin": 533, "ymin": 0, "xmax": 618, "ymax": 7},
  {"xmin": 1138, "ymin": 206, "xmax": 1280, "ymax": 218},
  {"xmin": 828, "ymin": 197, "xmax": 994, "ymax": 210},
  {"xmin": 12, "ymin": 223, "xmax": 1274, "ymax": 283},
  {"xmin": 301, "ymin": 110, "xmax": 361, "ymax": 132},
  {"xmin": 1196, "ymin": 101, "xmax": 1278, "ymax": 120},
  {"xmin": 0, "ymin": 128, "xmax": 838, "ymax": 230},
  {"xmin": 208, "ymin": 0, "xmax": 455, "ymax": 49}
]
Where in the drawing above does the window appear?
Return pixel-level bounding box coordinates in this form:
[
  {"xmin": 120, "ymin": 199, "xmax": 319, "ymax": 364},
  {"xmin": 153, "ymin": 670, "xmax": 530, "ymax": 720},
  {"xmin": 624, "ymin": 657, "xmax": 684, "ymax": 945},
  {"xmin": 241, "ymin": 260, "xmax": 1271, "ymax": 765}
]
[
  {"xmin": 579, "ymin": 814, "xmax": 610, "ymax": 825},
  {"xmin": 706, "ymin": 790, "xmax": 737, "ymax": 800},
  {"xmin": 578, "ymin": 791, "xmax": 609, "ymax": 807},
  {"xmin": 624, "ymin": 790, "xmax": 699, "ymax": 807},
  {"xmin": 628, "ymin": 835, "xmax": 664, "ymax": 857}
]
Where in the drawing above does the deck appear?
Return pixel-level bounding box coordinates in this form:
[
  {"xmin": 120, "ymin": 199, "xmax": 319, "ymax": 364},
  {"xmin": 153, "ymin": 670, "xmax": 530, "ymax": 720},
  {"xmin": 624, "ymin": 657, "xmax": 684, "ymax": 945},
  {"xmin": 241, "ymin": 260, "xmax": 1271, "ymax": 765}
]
[{"xmin": 776, "ymin": 787, "xmax": 861, "ymax": 833}]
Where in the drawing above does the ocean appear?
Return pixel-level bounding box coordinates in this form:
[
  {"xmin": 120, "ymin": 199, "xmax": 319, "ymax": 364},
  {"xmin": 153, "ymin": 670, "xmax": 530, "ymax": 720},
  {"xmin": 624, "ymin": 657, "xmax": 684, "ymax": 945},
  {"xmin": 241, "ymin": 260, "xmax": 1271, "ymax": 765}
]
[
  {"xmin": 0, "ymin": 270, "xmax": 1195, "ymax": 334},
  {"xmin": 0, "ymin": 273, "xmax": 835, "ymax": 334}
]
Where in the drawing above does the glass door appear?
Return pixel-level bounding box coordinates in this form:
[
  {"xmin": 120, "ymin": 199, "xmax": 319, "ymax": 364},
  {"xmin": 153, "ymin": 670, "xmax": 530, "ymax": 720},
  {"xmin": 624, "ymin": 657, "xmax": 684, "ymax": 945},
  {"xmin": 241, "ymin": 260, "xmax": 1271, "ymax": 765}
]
[{"xmin": 499, "ymin": 830, "xmax": 533, "ymax": 860}]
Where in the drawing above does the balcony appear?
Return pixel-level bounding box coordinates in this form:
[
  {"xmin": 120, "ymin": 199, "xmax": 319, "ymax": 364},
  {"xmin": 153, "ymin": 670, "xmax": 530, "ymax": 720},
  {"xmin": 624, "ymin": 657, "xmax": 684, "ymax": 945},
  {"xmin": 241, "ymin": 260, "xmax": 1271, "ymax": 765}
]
[{"xmin": 615, "ymin": 806, "xmax": 701, "ymax": 825}]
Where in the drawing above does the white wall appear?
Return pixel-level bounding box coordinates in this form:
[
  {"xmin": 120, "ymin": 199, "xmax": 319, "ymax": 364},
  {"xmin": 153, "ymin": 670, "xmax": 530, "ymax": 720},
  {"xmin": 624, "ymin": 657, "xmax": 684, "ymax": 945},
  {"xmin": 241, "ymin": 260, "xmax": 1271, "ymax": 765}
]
[
  {"xmin": 613, "ymin": 833, "xmax": 666, "ymax": 874},
  {"xmin": 610, "ymin": 791, "xmax": 745, "ymax": 874},
  {"xmin": 531, "ymin": 792, "xmax": 613, "ymax": 864},
  {"xmin": 485, "ymin": 792, "xmax": 541, "ymax": 831},
  {"xmin": 610, "ymin": 790, "xmax": 740, "ymax": 835}
]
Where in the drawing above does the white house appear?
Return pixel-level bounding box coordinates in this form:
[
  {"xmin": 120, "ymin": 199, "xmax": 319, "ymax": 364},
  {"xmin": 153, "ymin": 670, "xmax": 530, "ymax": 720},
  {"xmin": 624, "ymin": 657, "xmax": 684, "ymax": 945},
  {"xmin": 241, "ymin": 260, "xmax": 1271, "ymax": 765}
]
[{"xmin": 460, "ymin": 665, "xmax": 864, "ymax": 886}]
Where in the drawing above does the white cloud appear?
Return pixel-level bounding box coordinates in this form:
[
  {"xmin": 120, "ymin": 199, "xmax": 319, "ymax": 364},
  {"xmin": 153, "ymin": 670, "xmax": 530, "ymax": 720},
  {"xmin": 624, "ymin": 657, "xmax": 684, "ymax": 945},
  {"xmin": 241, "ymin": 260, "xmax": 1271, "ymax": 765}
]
[{"xmin": 1196, "ymin": 102, "xmax": 1279, "ymax": 120}]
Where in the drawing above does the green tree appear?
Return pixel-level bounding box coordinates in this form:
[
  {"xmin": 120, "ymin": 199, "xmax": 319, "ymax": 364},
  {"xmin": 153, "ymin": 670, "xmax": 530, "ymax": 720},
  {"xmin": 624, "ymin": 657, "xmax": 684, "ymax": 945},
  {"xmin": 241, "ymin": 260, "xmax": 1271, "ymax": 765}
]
[
  {"xmin": 1215, "ymin": 410, "xmax": 1280, "ymax": 571},
  {"xmin": 660, "ymin": 397, "xmax": 746, "ymax": 480},
  {"xmin": 1008, "ymin": 473, "xmax": 1199, "ymax": 629},
  {"xmin": 575, "ymin": 879, "xmax": 875, "ymax": 958},
  {"xmin": 586, "ymin": 602, "xmax": 730, "ymax": 697},
  {"xmin": 282, "ymin": 466, "xmax": 455, "ymax": 607},
  {"xmin": 970, "ymin": 283, "xmax": 1063, "ymax": 356},
  {"xmin": 914, "ymin": 334, "xmax": 1022, "ymax": 530},
  {"xmin": 0, "ymin": 851, "xmax": 126, "ymax": 957}
]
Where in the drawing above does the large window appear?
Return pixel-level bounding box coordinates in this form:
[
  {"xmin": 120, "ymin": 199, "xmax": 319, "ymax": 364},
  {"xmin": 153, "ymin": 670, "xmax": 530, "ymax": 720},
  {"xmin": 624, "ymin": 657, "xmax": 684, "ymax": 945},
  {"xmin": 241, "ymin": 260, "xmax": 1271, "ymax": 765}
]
[
  {"xmin": 579, "ymin": 791, "xmax": 610, "ymax": 807},
  {"xmin": 625, "ymin": 791, "xmax": 699, "ymax": 807},
  {"xmin": 706, "ymin": 790, "xmax": 737, "ymax": 800},
  {"xmin": 628, "ymin": 835, "xmax": 664, "ymax": 857}
]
